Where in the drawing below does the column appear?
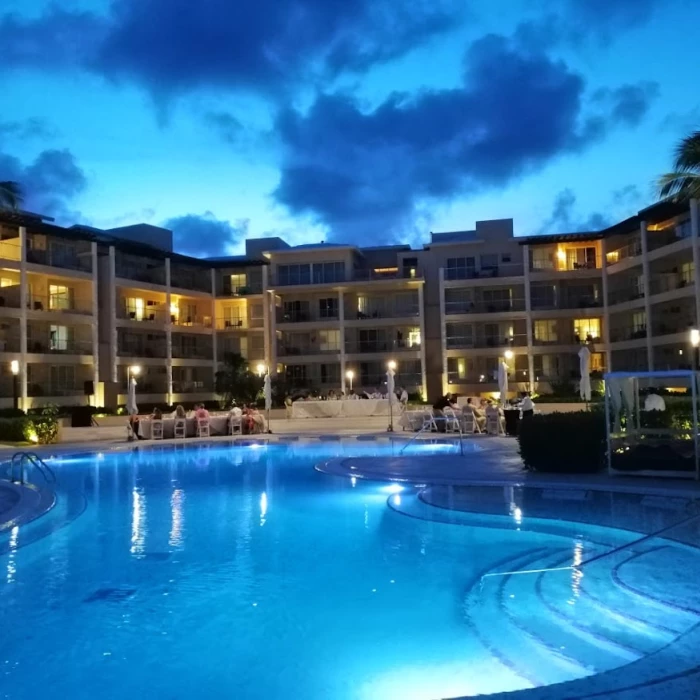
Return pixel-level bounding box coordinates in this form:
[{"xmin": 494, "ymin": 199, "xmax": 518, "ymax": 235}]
[
  {"xmin": 601, "ymin": 238, "xmax": 613, "ymax": 373},
  {"xmin": 339, "ymin": 289, "xmax": 346, "ymax": 393},
  {"xmin": 108, "ymin": 246, "xmax": 118, "ymax": 382},
  {"xmin": 262, "ymin": 266, "xmax": 271, "ymax": 369},
  {"xmin": 438, "ymin": 267, "xmax": 448, "ymax": 399},
  {"xmin": 269, "ymin": 289, "xmax": 277, "ymax": 374},
  {"xmin": 19, "ymin": 226, "xmax": 28, "ymax": 410},
  {"xmin": 690, "ymin": 199, "xmax": 700, "ymax": 330},
  {"xmin": 523, "ymin": 244, "xmax": 535, "ymax": 390},
  {"xmin": 210, "ymin": 269, "xmax": 218, "ymax": 394},
  {"xmin": 640, "ymin": 221, "xmax": 654, "ymax": 371},
  {"xmin": 91, "ymin": 242, "xmax": 99, "ymax": 406},
  {"xmin": 165, "ymin": 258, "xmax": 173, "ymax": 403}
]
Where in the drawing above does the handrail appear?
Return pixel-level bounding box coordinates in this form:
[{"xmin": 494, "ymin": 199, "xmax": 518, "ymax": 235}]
[
  {"xmin": 400, "ymin": 411, "xmax": 465, "ymax": 456},
  {"xmin": 10, "ymin": 451, "xmax": 56, "ymax": 485},
  {"xmin": 480, "ymin": 503, "xmax": 700, "ymax": 588}
]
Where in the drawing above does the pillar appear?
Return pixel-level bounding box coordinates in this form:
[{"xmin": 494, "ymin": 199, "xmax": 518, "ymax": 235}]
[
  {"xmin": 91, "ymin": 241, "xmax": 99, "ymax": 406},
  {"xmin": 523, "ymin": 244, "xmax": 535, "ymax": 390},
  {"xmin": 640, "ymin": 221, "xmax": 654, "ymax": 371},
  {"xmin": 108, "ymin": 246, "xmax": 118, "ymax": 382},
  {"xmin": 690, "ymin": 200, "xmax": 700, "ymax": 332},
  {"xmin": 438, "ymin": 270, "xmax": 447, "ymax": 395},
  {"xmin": 19, "ymin": 226, "xmax": 28, "ymax": 409},
  {"xmin": 211, "ymin": 268, "xmax": 218, "ymax": 395},
  {"xmin": 601, "ymin": 237, "xmax": 613, "ymax": 373},
  {"xmin": 339, "ymin": 289, "xmax": 346, "ymax": 393},
  {"xmin": 165, "ymin": 258, "xmax": 173, "ymax": 403}
]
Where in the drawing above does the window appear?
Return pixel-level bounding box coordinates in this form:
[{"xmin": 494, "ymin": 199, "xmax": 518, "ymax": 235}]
[
  {"xmin": 502, "ymin": 253, "xmax": 512, "ymax": 263},
  {"xmin": 632, "ymin": 311, "xmax": 646, "ymax": 332},
  {"xmin": 394, "ymin": 292, "xmax": 418, "ymax": 316},
  {"xmin": 318, "ymin": 330, "xmax": 340, "ymax": 352},
  {"xmin": 482, "ymin": 288, "xmax": 512, "ymax": 311},
  {"xmin": 50, "ymin": 365, "xmax": 75, "ymax": 391},
  {"xmin": 283, "ymin": 300, "xmax": 310, "ymax": 322},
  {"xmin": 573, "ymin": 318, "xmax": 601, "ymax": 341},
  {"xmin": 312, "ymin": 261, "xmax": 345, "ymax": 284},
  {"xmin": 565, "ymin": 246, "xmax": 597, "ymax": 270},
  {"xmin": 402, "ymin": 257, "xmax": 418, "ymax": 278},
  {"xmin": 445, "ymin": 257, "xmax": 476, "ymax": 280},
  {"xmin": 285, "ymin": 365, "xmax": 307, "ymax": 382},
  {"xmin": 445, "ymin": 323, "xmax": 473, "ymax": 348},
  {"xmin": 531, "ymin": 248, "xmax": 554, "ymax": 270},
  {"xmin": 534, "ymin": 320, "xmax": 557, "ymax": 343},
  {"xmin": 0, "ymin": 277, "xmax": 15, "ymax": 287},
  {"xmin": 49, "ymin": 325, "xmax": 68, "ymax": 351},
  {"xmin": 126, "ymin": 297, "xmax": 145, "ymax": 320},
  {"xmin": 223, "ymin": 305, "xmax": 245, "ymax": 327},
  {"xmin": 230, "ymin": 273, "xmax": 246, "ymax": 293},
  {"xmin": 480, "ymin": 253, "xmax": 498, "ymax": 272},
  {"xmin": 278, "ymin": 264, "xmax": 311, "ymax": 286},
  {"xmin": 445, "ymin": 289, "xmax": 472, "ymax": 314},
  {"xmin": 250, "ymin": 303, "xmax": 264, "ymax": 319},
  {"xmin": 320, "ymin": 363, "xmax": 340, "ymax": 384},
  {"xmin": 591, "ymin": 353, "xmax": 604, "ymax": 372},
  {"xmin": 681, "ymin": 262, "xmax": 695, "ymax": 286},
  {"xmin": 407, "ymin": 329, "xmax": 421, "ymax": 347},
  {"xmin": 319, "ymin": 297, "xmax": 338, "ymax": 319}
]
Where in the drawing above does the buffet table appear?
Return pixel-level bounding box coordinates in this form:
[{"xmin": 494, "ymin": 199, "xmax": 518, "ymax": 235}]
[
  {"xmin": 139, "ymin": 416, "xmax": 230, "ymax": 439},
  {"xmin": 291, "ymin": 399, "xmax": 392, "ymax": 419}
]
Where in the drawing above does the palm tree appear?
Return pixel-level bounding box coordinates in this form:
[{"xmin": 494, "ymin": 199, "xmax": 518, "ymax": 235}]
[
  {"xmin": 658, "ymin": 129, "xmax": 700, "ymax": 200},
  {"xmin": 0, "ymin": 181, "xmax": 23, "ymax": 210}
]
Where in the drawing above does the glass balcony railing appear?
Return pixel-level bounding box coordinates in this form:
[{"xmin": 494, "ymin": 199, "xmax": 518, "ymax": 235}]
[
  {"xmin": 118, "ymin": 343, "xmax": 168, "ymax": 358},
  {"xmin": 0, "ymin": 238, "xmax": 21, "ymax": 261},
  {"xmin": 609, "ymin": 326, "xmax": 647, "ymax": 342},
  {"xmin": 217, "ymin": 316, "xmax": 248, "ymax": 329},
  {"xmin": 26, "ymin": 338, "xmax": 94, "ymax": 355},
  {"xmin": 345, "ymin": 339, "xmax": 422, "ymax": 354},
  {"xmin": 115, "ymin": 265, "xmax": 167, "ymax": 286},
  {"xmin": 0, "ymin": 336, "xmax": 21, "ymax": 352},
  {"xmin": 27, "ymin": 383, "xmax": 86, "ymax": 397},
  {"xmin": 445, "ymin": 334, "xmax": 528, "ymax": 350},
  {"xmin": 606, "ymin": 240, "xmax": 642, "ymax": 265},
  {"xmin": 278, "ymin": 344, "xmax": 341, "ymax": 357},
  {"xmin": 26, "ymin": 295, "xmax": 93, "ymax": 315},
  {"xmin": 171, "ymin": 344, "xmax": 213, "ymax": 360},
  {"xmin": 444, "ymin": 263, "xmax": 523, "ymax": 280},
  {"xmin": 608, "ymin": 287, "xmax": 645, "ymax": 305},
  {"xmin": 444, "ymin": 299, "xmax": 525, "ymax": 314},
  {"xmin": 26, "ymin": 245, "xmax": 93, "ymax": 273}
]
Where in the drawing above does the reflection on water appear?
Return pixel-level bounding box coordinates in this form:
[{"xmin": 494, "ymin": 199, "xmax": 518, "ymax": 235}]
[
  {"xmin": 169, "ymin": 488, "xmax": 185, "ymax": 548},
  {"xmin": 130, "ymin": 487, "xmax": 146, "ymax": 556}
]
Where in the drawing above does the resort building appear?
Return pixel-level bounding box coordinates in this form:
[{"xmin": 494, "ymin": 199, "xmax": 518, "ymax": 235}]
[{"xmin": 0, "ymin": 198, "xmax": 697, "ymax": 408}]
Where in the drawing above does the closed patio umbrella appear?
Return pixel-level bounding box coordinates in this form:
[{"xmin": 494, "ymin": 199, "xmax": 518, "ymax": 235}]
[
  {"xmin": 497, "ymin": 360, "xmax": 508, "ymax": 406},
  {"xmin": 264, "ymin": 372, "xmax": 272, "ymax": 433},
  {"xmin": 578, "ymin": 345, "xmax": 592, "ymax": 402},
  {"xmin": 386, "ymin": 366, "xmax": 396, "ymax": 431},
  {"xmin": 127, "ymin": 376, "xmax": 138, "ymax": 416}
]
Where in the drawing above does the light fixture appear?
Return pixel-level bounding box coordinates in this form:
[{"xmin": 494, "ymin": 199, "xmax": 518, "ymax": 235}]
[
  {"xmin": 504, "ymin": 350, "xmax": 514, "ymax": 360},
  {"xmin": 129, "ymin": 365, "xmax": 141, "ymax": 376},
  {"xmin": 557, "ymin": 248, "xmax": 566, "ymax": 262},
  {"xmin": 691, "ymin": 329, "xmax": 700, "ymax": 348},
  {"xmin": 10, "ymin": 360, "xmax": 19, "ymax": 376},
  {"xmin": 345, "ymin": 370, "xmax": 354, "ymax": 379},
  {"xmin": 387, "ymin": 360, "xmax": 397, "ymax": 370},
  {"xmin": 256, "ymin": 363, "xmax": 266, "ymax": 376}
]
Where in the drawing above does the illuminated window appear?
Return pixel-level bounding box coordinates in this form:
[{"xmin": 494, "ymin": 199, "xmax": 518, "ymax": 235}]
[
  {"xmin": 126, "ymin": 297, "xmax": 145, "ymax": 320},
  {"xmin": 230, "ymin": 273, "xmax": 246, "ymax": 293},
  {"xmin": 408, "ymin": 329, "xmax": 421, "ymax": 347},
  {"xmin": 0, "ymin": 277, "xmax": 15, "ymax": 287},
  {"xmin": 49, "ymin": 325, "xmax": 68, "ymax": 351},
  {"xmin": 573, "ymin": 318, "xmax": 601, "ymax": 341},
  {"xmin": 318, "ymin": 329, "xmax": 340, "ymax": 352},
  {"xmin": 632, "ymin": 311, "xmax": 646, "ymax": 332},
  {"xmin": 49, "ymin": 284, "xmax": 71, "ymax": 310},
  {"xmin": 681, "ymin": 262, "xmax": 695, "ymax": 286},
  {"xmin": 590, "ymin": 353, "xmax": 604, "ymax": 371},
  {"xmin": 534, "ymin": 320, "xmax": 557, "ymax": 342}
]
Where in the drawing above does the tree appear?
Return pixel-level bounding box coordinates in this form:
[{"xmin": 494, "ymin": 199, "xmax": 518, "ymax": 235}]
[
  {"xmin": 215, "ymin": 352, "xmax": 263, "ymax": 407},
  {"xmin": 0, "ymin": 181, "xmax": 23, "ymax": 210},
  {"xmin": 658, "ymin": 129, "xmax": 700, "ymax": 201}
]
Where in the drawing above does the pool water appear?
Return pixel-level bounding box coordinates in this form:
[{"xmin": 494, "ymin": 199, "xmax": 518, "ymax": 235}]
[{"xmin": 2, "ymin": 440, "xmax": 700, "ymax": 700}]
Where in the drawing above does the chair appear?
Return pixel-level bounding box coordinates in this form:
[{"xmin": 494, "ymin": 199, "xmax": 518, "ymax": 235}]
[
  {"xmin": 174, "ymin": 418, "xmax": 187, "ymax": 439},
  {"xmin": 151, "ymin": 419, "xmax": 164, "ymax": 440},
  {"xmin": 422, "ymin": 411, "xmax": 439, "ymax": 432},
  {"xmin": 460, "ymin": 410, "xmax": 477, "ymax": 434},
  {"xmin": 229, "ymin": 415, "xmax": 242, "ymax": 435},
  {"xmin": 196, "ymin": 418, "xmax": 210, "ymax": 438},
  {"xmin": 485, "ymin": 407, "xmax": 505, "ymax": 435},
  {"xmin": 443, "ymin": 407, "xmax": 461, "ymax": 433}
]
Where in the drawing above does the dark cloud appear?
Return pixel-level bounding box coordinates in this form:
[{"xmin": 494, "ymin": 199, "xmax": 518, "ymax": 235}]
[
  {"xmin": 274, "ymin": 33, "xmax": 658, "ymax": 243},
  {"xmin": 0, "ymin": 117, "xmax": 58, "ymax": 142},
  {"xmin": 163, "ymin": 212, "xmax": 249, "ymax": 257},
  {"xmin": 0, "ymin": 0, "xmax": 462, "ymax": 102},
  {"xmin": 204, "ymin": 112, "xmax": 243, "ymax": 144},
  {"xmin": 536, "ymin": 189, "xmax": 610, "ymax": 235},
  {"xmin": 593, "ymin": 82, "xmax": 659, "ymax": 126},
  {"xmin": 567, "ymin": 0, "xmax": 658, "ymax": 29},
  {"xmin": 0, "ymin": 147, "xmax": 87, "ymax": 221}
]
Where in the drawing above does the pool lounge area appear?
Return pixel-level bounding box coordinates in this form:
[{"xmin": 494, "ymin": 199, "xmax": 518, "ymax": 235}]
[{"xmin": 2, "ymin": 436, "xmax": 700, "ymax": 700}]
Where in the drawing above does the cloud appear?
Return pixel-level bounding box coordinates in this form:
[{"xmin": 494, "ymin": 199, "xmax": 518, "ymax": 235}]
[
  {"xmin": 567, "ymin": 0, "xmax": 659, "ymax": 30},
  {"xmin": 274, "ymin": 32, "xmax": 658, "ymax": 244},
  {"xmin": 536, "ymin": 189, "xmax": 611, "ymax": 234},
  {"xmin": 0, "ymin": 0, "xmax": 463, "ymax": 103},
  {"xmin": 204, "ymin": 112, "xmax": 243, "ymax": 144},
  {"xmin": 163, "ymin": 212, "xmax": 250, "ymax": 257},
  {"xmin": 0, "ymin": 117, "xmax": 58, "ymax": 142},
  {"xmin": 592, "ymin": 82, "xmax": 659, "ymax": 126},
  {"xmin": 0, "ymin": 147, "xmax": 87, "ymax": 222}
]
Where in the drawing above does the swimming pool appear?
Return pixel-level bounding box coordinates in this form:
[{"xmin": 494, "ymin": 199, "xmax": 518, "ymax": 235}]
[{"xmin": 2, "ymin": 439, "xmax": 700, "ymax": 700}]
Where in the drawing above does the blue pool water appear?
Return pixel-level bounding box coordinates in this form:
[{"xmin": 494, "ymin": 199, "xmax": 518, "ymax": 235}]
[{"xmin": 2, "ymin": 440, "xmax": 700, "ymax": 700}]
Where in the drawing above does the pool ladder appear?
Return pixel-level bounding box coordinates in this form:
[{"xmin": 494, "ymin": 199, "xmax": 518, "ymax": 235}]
[
  {"xmin": 8, "ymin": 452, "xmax": 56, "ymax": 486},
  {"xmin": 400, "ymin": 412, "xmax": 465, "ymax": 456},
  {"xmin": 480, "ymin": 502, "xmax": 700, "ymax": 588}
]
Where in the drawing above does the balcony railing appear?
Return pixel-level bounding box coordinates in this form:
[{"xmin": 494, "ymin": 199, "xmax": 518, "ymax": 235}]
[
  {"xmin": 352, "ymin": 268, "xmax": 423, "ymax": 282},
  {"xmin": 27, "ymin": 295, "xmax": 93, "ymax": 315},
  {"xmin": 0, "ymin": 337, "xmax": 21, "ymax": 352},
  {"xmin": 531, "ymin": 258, "xmax": 599, "ymax": 272},
  {"xmin": 608, "ymin": 286, "xmax": 644, "ymax": 305},
  {"xmin": 606, "ymin": 240, "xmax": 642, "ymax": 264},
  {"xmin": 444, "ymin": 299, "xmax": 525, "ymax": 314},
  {"xmin": 118, "ymin": 305, "xmax": 168, "ymax": 322},
  {"xmin": 278, "ymin": 344, "xmax": 341, "ymax": 356},
  {"xmin": 27, "ymin": 383, "xmax": 85, "ymax": 397},
  {"xmin": 118, "ymin": 343, "xmax": 167, "ymax": 358},
  {"xmin": 445, "ymin": 334, "xmax": 528, "ymax": 350},
  {"xmin": 533, "ymin": 333, "xmax": 602, "ymax": 346},
  {"xmin": 26, "ymin": 247, "xmax": 92, "ymax": 273},
  {"xmin": 652, "ymin": 322, "xmax": 694, "ymax": 337},
  {"xmin": 355, "ymin": 372, "xmax": 423, "ymax": 388},
  {"xmin": 647, "ymin": 220, "xmax": 692, "ymax": 253},
  {"xmin": 220, "ymin": 283, "xmax": 263, "ymax": 296},
  {"xmin": 172, "ymin": 316, "xmax": 212, "ymax": 329},
  {"xmin": 353, "ymin": 305, "xmax": 419, "ymax": 320},
  {"xmin": 172, "ymin": 380, "xmax": 214, "ymax": 393},
  {"xmin": 444, "ymin": 263, "xmax": 523, "ymax": 280},
  {"xmin": 26, "ymin": 338, "xmax": 94, "ymax": 354},
  {"xmin": 115, "ymin": 265, "xmax": 166, "ymax": 286},
  {"xmin": 170, "ymin": 270, "xmax": 211, "ymax": 293},
  {"xmin": 345, "ymin": 339, "xmax": 421, "ymax": 354},
  {"xmin": 648, "ymin": 274, "xmax": 694, "ymax": 296},
  {"xmin": 609, "ymin": 326, "xmax": 647, "ymax": 342},
  {"xmin": 171, "ymin": 345, "xmax": 213, "ymax": 360},
  {"xmin": 0, "ymin": 238, "xmax": 21, "ymax": 261},
  {"xmin": 217, "ymin": 317, "xmax": 248, "ymax": 330}
]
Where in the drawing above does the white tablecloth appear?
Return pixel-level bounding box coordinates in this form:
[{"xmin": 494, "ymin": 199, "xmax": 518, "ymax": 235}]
[
  {"xmin": 291, "ymin": 399, "xmax": 392, "ymax": 419},
  {"xmin": 139, "ymin": 416, "xmax": 230, "ymax": 439}
]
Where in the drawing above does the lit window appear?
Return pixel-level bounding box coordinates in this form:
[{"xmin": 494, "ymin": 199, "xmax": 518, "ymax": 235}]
[
  {"xmin": 126, "ymin": 297, "xmax": 145, "ymax": 320},
  {"xmin": 534, "ymin": 320, "xmax": 557, "ymax": 342},
  {"xmin": 0, "ymin": 277, "xmax": 15, "ymax": 288},
  {"xmin": 49, "ymin": 284, "xmax": 71, "ymax": 310},
  {"xmin": 230, "ymin": 274, "xmax": 246, "ymax": 293},
  {"xmin": 573, "ymin": 318, "xmax": 601, "ymax": 341},
  {"xmin": 408, "ymin": 329, "xmax": 421, "ymax": 347},
  {"xmin": 49, "ymin": 325, "xmax": 68, "ymax": 351}
]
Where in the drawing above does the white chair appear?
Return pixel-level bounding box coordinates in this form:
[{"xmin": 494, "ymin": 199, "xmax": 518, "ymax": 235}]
[
  {"xmin": 151, "ymin": 419, "xmax": 164, "ymax": 440},
  {"xmin": 443, "ymin": 407, "xmax": 461, "ymax": 433},
  {"xmin": 197, "ymin": 418, "xmax": 210, "ymax": 438},
  {"xmin": 229, "ymin": 415, "xmax": 242, "ymax": 435},
  {"xmin": 422, "ymin": 411, "xmax": 439, "ymax": 432},
  {"xmin": 174, "ymin": 418, "xmax": 187, "ymax": 439},
  {"xmin": 485, "ymin": 407, "xmax": 505, "ymax": 435},
  {"xmin": 460, "ymin": 410, "xmax": 476, "ymax": 434}
]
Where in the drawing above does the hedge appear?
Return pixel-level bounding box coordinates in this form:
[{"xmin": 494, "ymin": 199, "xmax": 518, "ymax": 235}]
[
  {"xmin": 518, "ymin": 411, "xmax": 606, "ymax": 473},
  {"xmin": 0, "ymin": 406, "xmax": 60, "ymax": 445}
]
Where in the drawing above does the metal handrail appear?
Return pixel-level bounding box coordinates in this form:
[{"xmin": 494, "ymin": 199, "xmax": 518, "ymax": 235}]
[
  {"xmin": 10, "ymin": 452, "xmax": 56, "ymax": 485},
  {"xmin": 480, "ymin": 503, "xmax": 700, "ymax": 587},
  {"xmin": 400, "ymin": 410, "xmax": 465, "ymax": 456}
]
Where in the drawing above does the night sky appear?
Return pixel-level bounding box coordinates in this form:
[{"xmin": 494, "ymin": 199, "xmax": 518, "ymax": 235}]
[{"xmin": 1, "ymin": 0, "xmax": 699, "ymax": 257}]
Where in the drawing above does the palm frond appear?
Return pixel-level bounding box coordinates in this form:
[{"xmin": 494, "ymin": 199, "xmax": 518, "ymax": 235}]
[
  {"xmin": 0, "ymin": 181, "xmax": 23, "ymax": 210},
  {"xmin": 657, "ymin": 171, "xmax": 700, "ymax": 200},
  {"xmin": 673, "ymin": 130, "xmax": 700, "ymax": 172}
]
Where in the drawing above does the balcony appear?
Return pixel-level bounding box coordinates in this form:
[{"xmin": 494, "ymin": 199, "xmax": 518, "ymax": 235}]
[
  {"xmin": 27, "ymin": 382, "xmax": 85, "ymax": 398},
  {"xmin": 115, "ymin": 253, "xmax": 166, "ymax": 286},
  {"xmin": 648, "ymin": 274, "xmax": 694, "ymax": 297},
  {"xmin": 352, "ymin": 267, "xmax": 422, "ymax": 282},
  {"xmin": 606, "ymin": 240, "xmax": 642, "ymax": 265},
  {"xmin": 445, "ymin": 334, "xmax": 528, "ymax": 350},
  {"xmin": 27, "ymin": 294, "xmax": 93, "ymax": 315},
  {"xmin": 217, "ymin": 316, "xmax": 248, "ymax": 330},
  {"xmin": 170, "ymin": 268, "xmax": 211, "ymax": 293},
  {"xmin": 26, "ymin": 338, "xmax": 94, "ymax": 355},
  {"xmin": 278, "ymin": 309, "xmax": 330, "ymax": 323},
  {"xmin": 532, "ymin": 333, "xmax": 602, "ymax": 346},
  {"xmin": 647, "ymin": 220, "xmax": 692, "ymax": 253},
  {"xmin": 172, "ymin": 315, "xmax": 213, "ymax": 330},
  {"xmin": 220, "ymin": 282, "xmax": 263, "ymax": 296},
  {"xmin": 118, "ymin": 342, "xmax": 167, "ymax": 358},
  {"xmin": 26, "ymin": 240, "xmax": 92, "ymax": 273},
  {"xmin": 353, "ymin": 304, "xmax": 419, "ymax": 320},
  {"xmin": 172, "ymin": 379, "xmax": 214, "ymax": 393},
  {"xmin": 444, "ymin": 299, "xmax": 525, "ymax": 315},
  {"xmin": 171, "ymin": 343, "xmax": 213, "ymax": 360},
  {"xmin": 444, "ymin": 263, "xmax": 523, "ymax": 281},
  {"xmin": 0, "ymin": 238, "xmax": 21, "ymax": 262},
  {"xmin": 608, "ymin": 286, "xmax": 644, "ymax": 305},
  {"xmin": 278, "ymin": 343, "xmax": 340, "ymax": 357},
  {"xmin": 0, "ymin": 336, "xmax": 21, "ymax": 352},
  {"xmin": 345, "ymin": 339, "xmax": 421, "ymax": 354},
  {"xmin": 609, "ymin": 326, "xmax": 647, "ymax": 343}
]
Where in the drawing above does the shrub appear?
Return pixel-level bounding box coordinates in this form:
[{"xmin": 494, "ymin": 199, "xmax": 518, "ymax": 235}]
[
  {"xmin": 32, "ymin": 405, "xmax": 60, "ymax": 445},
  {"xmin": 0, "ymin": 407, "xmax": 60, "ymax": 445},
  {"xmin": 518, "ymin": 411, "xmax": 606, "ymax": 473},
  {"xmin": 0, "ymin": 417, "xmax": 31, "ymax": 442}
]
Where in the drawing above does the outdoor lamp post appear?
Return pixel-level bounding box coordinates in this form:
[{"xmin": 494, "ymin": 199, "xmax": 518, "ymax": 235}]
[
  {"xmin": 10, "ymin": 360, "xmax": 19, "ymax": 411},
  {"xmin": 387, "ymin": 360, "xmax": 397, "ymax": 433},
  {"xmin": 345, "ymin": 369, "xmax": 354, "ymax": 392},
  {"xmin": 256, "ymin": 363, "xmax": 266, "ymax": 377},
  {"xmin": 504, "ymin": 349, "xmax": 514, "ymax": 362},
  {"xmin": 691, "ymin": 329, "xmax": 700, "ymax": 371}
]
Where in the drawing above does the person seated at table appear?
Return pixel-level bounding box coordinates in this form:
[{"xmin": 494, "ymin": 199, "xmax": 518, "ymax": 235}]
[
  {"xmin": 151, "ymin": 407, "xmax": 163, "ymax": 420},
  {"xmin": 520, "ymin": 393, "xmax": 535, "ymax": 419},
  {"xmin": 172, "ymin": 404, "xmax": 186, "ymax": 419},
  {"xmin": 195, "ymin": 403, "xmax": 210, "ymax": 420},
  {"xmin": 465, "ymin": 397, "xmax": 486, "ymax": 430},
  {"xmin": 327, "ymin": 389, "xmax": 337, "ymax": 401},
  {"xmin": 432, "ymin": 393, "xmax": 453, "ymax": 432},
  {"xmin": 229, "ymin": 402, "xmax": 243, "ymax": 418},
  {"xmin": 250, "ymin": 407, "xmax": 267, "ymax": 433},
  {"xmin": 347, "ymin": 390, "xmax": 359, "ymax": 400}
]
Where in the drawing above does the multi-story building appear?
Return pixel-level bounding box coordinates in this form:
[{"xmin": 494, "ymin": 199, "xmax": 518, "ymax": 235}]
[{"xmin": 0, "ymin": 197, "xmax": 698, "ymax": 409}]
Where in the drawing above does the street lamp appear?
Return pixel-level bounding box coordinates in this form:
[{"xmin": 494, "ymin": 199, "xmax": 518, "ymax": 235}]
[
  {"xmin": 10, "ymin": 360, "xmax": 19, "ymax": 411},
  {"xmin": 387, "ymin": 360, "xmax": 397, "ymax": 433},
  {"xmin": 504, "ymin": 349, "xmax": 514, "ymax": 361},
  {"xmin": 691, "ymin": 329, "xmax": 700, "ymax": 371},
  {"xmin": 256, "ymin": 363, "xmax": 266, "ymax": 377},
  {"xmin": 345, "ymin": 369, "xmax": 354, "ymax": 392}
]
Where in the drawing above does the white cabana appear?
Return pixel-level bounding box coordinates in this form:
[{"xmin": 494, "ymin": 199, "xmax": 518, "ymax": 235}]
[
  {"xmin": 497, "ymin": 361, "xmax": 508, "ymax": 406},
  {"xmin": 127, "ymin": 376, "xmax": 138, "ymax": 416},
  {"xmin": 578, "ymin": 345, "xmax": 592, "ymax": 401}
]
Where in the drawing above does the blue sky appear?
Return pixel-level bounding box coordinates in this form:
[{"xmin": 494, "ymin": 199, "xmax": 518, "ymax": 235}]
[{"xmin": 1, "ymin": 0, "xmax": 699, "ymax": 256}]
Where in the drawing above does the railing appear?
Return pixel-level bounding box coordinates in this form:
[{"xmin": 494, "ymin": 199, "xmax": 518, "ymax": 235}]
[
  {"xmin": 648, "ymin": 274, "xmax": 694, "ymax": 296},
  {"xmin": 352, "ymin": 268, "xmax": 423, "ymax": 282},
  {"xmin": 533, "ymin": 334, "xmax": 602, "ymax": 346},
  {"xmin": 606, "ymin": 239, "xmax": 642, "ymax": 264},
  {"xmin": 0, "ymin": 238, "xmax": 21, "ymax": 261},
  {"xmin": 608, "ymin": 286, "xmax": 644, "ymax": 305},
  {"xmin": 278, "ymin": 344, "xmax": 341, "ymax": 356},
  {"xmin": 172, "ymin": 381, "xmax": 214, "ymax": 393},
  {"xmin": 220, "ymin": 283, "xmax": 263, "ymax": 296},
  {"xmin": 609, "ymin": 326, "xmax": 647, "ymax": 342},
  {"xmin": 27, "ymin": 383, "xmax": 88, "ymax": 397},
  {"xmin": 217, "ymin": 317, "xmax": 248, "ymax": 330},
  {"xmin": 0, "ymin": 337, "xmax": 21, "ymax": 352},
  {"xmin": 170, "ymin": 271, "xmax": 211, "ymax": 293},
  {"xmin": 171, "ymin": 345, "xmax": 213, "ymax": 360},
  {"xmin": 445, "ymin": 334, "xmax": 528, "ymax": 350},
  {"xmin": 26, "ymin": 246, "xmax": 92, "ymax": 273},
  {"xmin": 444, "ymin": 264, "xmax": 523, "ymax": 281},
  {"xmin": 115, "ymin": 265, "xmax": 166, "ymax": 286},
  {"xmin": 118, "ymin": 344, "xmax": 168, "ymax": 358},
  {"xmin": 353, "ymin": 306, "xmax": 420, "ymax": 320},
  {"xmin": 118, "ymin": 306, "xmax": 168, "ymax": 322},
  {"xmin": 445, "ymin": 300, "xmax": 525, "ymax": 315},
  {"xmin": 26, "ymin": 339, "xmax": 94, "ymax": 354},
  {"xmin": 9, "ymin": 452, "xmax": 56, "ymax": 485},
  {"xmin": 531, "ymin": 258, "xmax": 600, "ymax": 272},
  {"xmin": 647, "ymin": 220, "xmax": 693, "ymax": 252},
  {"xmin": 172, "ymin": 316, "xmax": 212, "ymax": 329},
  {"xmin": 652, "ymin": 322, "xmax": 694, "ymax": 337},
  {"xmin": 346, "ymin": 339, "xmax": 421, "ymax": 354},
  {"xmin": 27, "ymin": 295, "xmax": 93, "ymax": 315}
]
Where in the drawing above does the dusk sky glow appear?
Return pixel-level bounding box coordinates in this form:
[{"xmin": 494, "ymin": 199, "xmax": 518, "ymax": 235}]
[{"xmin": 1, "ymin": 0, "xmax": 699, "ymax": 256}]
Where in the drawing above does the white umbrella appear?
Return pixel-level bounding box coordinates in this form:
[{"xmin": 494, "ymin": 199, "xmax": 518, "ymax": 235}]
[
  {"xmin": 386, "ymin": 366, "xmax": 396, "ymax": 431},
  {"xmin": 578, "ymin": 346, "xmax": 591, "ymax": 401},
  {"xmin": 263, "ymin": 372, "xmax": 272, "ymax": 433},
  {"xmin": 127, "ymin": 375, "xmax": 138, "ymax": 416},
  {"xmin": 497, "ymin": 361, "xmax": 508, "ymax": 406}
]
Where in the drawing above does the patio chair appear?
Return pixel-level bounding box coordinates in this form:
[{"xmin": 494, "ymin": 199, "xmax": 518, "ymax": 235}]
[
  {"xmin": 196, "ymin": 418, "xmax": 210, "ymax": 438},
  {"xmin": 174, "ymin": 418, "xmax": 187, "ymax": 439},
  {"xmin": 461, "ymin": 410, "xmax": 479, "ymax": 434},
  {"xmin": 422, "ymin": 411, "xmax": 439, "ymax": 432},
  {"xmin": 443, "ymin": 407, "xmax": 461, "ymax": 433},
  {"xmin": 485, "ymin": 407, "xmax": 505, "ymax": 435},
  {"xmin": 151, "ymin": 419, "xmax": 164, "ymax": 440},
  {"xmin": 229, "ymin": 415, "xmax": 242, "ymax": 435}
]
